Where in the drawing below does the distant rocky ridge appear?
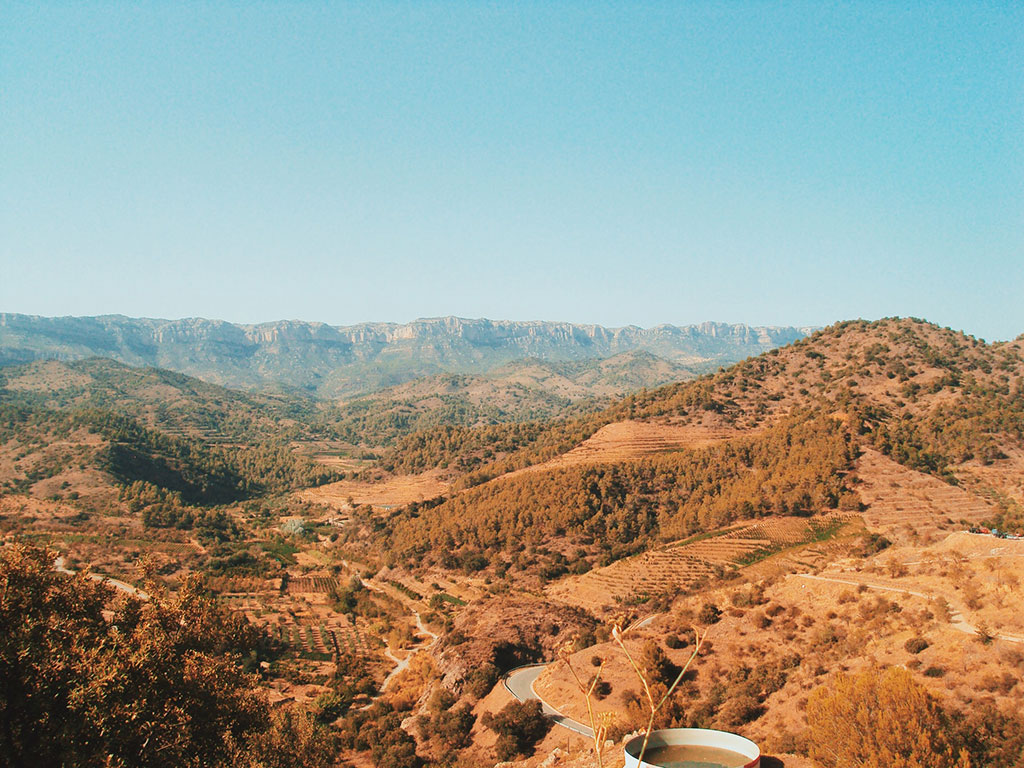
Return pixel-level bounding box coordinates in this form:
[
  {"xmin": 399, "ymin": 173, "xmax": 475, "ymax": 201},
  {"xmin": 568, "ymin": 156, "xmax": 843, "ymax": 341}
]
[{"xmin": 0, "ymin": 313, "xmax": 814, "ymax": 398}]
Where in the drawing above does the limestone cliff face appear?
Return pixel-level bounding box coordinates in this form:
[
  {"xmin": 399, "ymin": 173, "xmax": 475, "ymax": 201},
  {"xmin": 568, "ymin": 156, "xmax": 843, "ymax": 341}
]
[{"xmin": 0, "ymin": 313, "xmax": 813, "ymax": 397}]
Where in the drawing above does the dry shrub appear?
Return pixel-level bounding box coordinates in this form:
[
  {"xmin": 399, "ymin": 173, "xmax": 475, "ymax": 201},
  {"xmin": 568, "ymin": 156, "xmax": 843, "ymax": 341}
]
[
  {"xmin": 1001, "ymin": 647, "xmax": 1024, "ymax": 669},
  {"xmin": 385, "ymin": 654, "xmax": 437, "ymax": 712},
  {"xmin": 963, "ymin": 581, "xmax": 984, "ymax": 611},
  {"xmin": 716, "ymin": 693, "xmax": 763, "ymax": 728},
  {"xmin": 806, "ymin": 667, "xmax": 970, "ymax": 768},
  {"xmin": 886, "ymin": 557, "xmax": 908, "ymax": 578},
  {"xmin": 904, "ymin": 637, "xmax": 929, "ymax": 654},
  {"xmin": 979, "ymin": 672, "xmax": 1017, "ymax": 695}
]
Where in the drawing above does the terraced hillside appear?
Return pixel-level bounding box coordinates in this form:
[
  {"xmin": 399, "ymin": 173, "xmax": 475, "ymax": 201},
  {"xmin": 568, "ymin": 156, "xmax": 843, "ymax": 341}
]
[
  {"xmin": 955, "ymin": 442, "xmax": 1024, "ymax": 519},
  {"xmin": 510, "ymin": 420, "xmax": 748, "ymax": 476},
  {"xmin": 224, "ymin": 592, "xmax": 367, "ymax": 655},
  {"xmin": 370, "ymin": 319, "xmax": 1024, "ymax": 568},
  {"xmin": 299, "ymin": 470, "xmax": 450, "ymax": 510},
  {"xmin": 855, "ymin": 447, "xmax": 997, "ymax": 542},
  {"xmin": 546, "ymin": 515, "xmax": 850, "ymax": 612}
]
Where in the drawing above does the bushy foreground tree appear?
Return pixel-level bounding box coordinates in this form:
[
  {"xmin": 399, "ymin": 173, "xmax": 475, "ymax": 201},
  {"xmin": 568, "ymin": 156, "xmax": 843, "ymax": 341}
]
[
  {"xmin": 806, "ymin": 666, "xmax": 971, "ymax": 768},
  {"xmin": 482, "ymin": 699, "xmax": 551, "ymax": 760},
  {"xmin": 0, "ymin": 543, "xmax": 335, "ymax": 768}
]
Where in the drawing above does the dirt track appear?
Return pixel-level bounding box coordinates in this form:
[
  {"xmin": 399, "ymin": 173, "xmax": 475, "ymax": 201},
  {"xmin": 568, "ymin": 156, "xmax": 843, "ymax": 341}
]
[
  {"xmin": 793, "ymin": 572, "xmax": 1024, "ymax": 645},
  {"xmin": 361, "ymin": 579, "xmax": 440, "ymax": 694},
  {"xmin": 54, "ymin": 556, "xmax": 150, "ymax": 600}
]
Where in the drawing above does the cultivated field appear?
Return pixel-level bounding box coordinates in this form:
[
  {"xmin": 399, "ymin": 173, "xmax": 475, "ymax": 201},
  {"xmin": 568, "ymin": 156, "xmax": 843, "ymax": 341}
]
[
  {"xmin": 546, "ymin": 515, "xmax": 848, "ymax": 613},
  {"xmin": 298, "ymin": 470, "xmax": 450, "ymax": 510},
  {"xmin": 513, "ymin": 420, "xmax": 749, "ymax": 478},
  {"xmin": 854, "ymin": 448, "xmax": 996, "ymax": 542}
]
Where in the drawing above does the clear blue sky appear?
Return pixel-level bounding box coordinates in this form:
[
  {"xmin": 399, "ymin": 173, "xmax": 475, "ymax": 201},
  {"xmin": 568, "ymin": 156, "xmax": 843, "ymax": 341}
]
[{"xmin": 2, "ymin": 2, "xmax": 1022, "ymax": 340}]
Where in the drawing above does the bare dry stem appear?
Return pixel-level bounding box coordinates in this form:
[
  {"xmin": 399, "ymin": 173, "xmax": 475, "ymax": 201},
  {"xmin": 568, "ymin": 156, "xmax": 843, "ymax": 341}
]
[{"xmin": 561, "ymin": 622, "xmax": 708, "ymax": 768}]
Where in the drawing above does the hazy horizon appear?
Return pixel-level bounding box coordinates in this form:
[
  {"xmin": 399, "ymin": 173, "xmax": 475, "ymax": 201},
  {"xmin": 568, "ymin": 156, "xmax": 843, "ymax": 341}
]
[{"xmin": 2, "ymin": 309, "xmax": 824, "ymax": 331}]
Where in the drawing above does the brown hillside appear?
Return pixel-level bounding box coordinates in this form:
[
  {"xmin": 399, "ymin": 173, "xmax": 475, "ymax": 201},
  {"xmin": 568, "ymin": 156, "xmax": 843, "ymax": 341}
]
[
  {"xmin": 854, "ymin": 447, "xmax": 996, "ymax": 543},
  {"xmin": 545, "ymin": 515, "xmax": 850, "ymax": 613},
  {"xmin": 508, "ymin": 419, "xmax": 748, "ymax": 477},
  {"xmin": 299, "ymin": 470, "xmax": 450, "ymax": 510},
  {"xmin": 534, "ymin": 526, "xmax": 1024, "ymax": 761},
  {"xmin": 625, "ymin": 317, "xmax": 1023, "ymax": 429},
  {"xmin": 381, "ymin": 318, "xmax": 1024, "ymax": 515}
]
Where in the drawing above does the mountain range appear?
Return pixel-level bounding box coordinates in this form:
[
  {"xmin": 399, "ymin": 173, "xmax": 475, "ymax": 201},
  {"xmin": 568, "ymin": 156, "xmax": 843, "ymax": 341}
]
[{"xmin": 0, "ymin": 313, "xmax": 814, "ymax": 398}]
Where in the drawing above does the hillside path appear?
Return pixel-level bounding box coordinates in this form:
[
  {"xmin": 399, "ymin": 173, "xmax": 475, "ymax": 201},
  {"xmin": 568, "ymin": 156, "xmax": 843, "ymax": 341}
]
[
  {"xmin": 54, "ymin": 557, "xmax": 150, "ymax": 600},
  {"xmin": 794, "ymin": 573, "xmax": 1024, "ymax": 644},
  {"xmin": 504, "ymin": 664, "xmax": 594, "ymax": 738},
  {"xmin": 361, "ymin": 578, "xmax": 440, "ymax": 694}
]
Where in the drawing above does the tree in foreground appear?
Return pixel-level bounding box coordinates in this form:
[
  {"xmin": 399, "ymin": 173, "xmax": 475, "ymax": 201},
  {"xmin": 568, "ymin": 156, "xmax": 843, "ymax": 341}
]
[
  {"xmin": 482, "ymin": 699, "xmax": 551, "ymax": 760},
  {"xmin": 0, "ymin": 543, "xmax": 335, "ymax": 768},
  {"xmin": 805, "ymin": 666, "xmax": 971, "ymax": 768}
]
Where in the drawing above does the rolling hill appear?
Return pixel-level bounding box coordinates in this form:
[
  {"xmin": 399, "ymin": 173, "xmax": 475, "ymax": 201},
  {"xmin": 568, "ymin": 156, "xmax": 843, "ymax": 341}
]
[
  {"xmin": 0, "ymin": 358, "xmax": 333, "ymax": 443},
  {"xmin": 360, "ymin": 317, "xmax": 1024, "ymax": 574},
  {"xmin": 329, "ymin": 351, "xmax": 696, "ymax": 446}
]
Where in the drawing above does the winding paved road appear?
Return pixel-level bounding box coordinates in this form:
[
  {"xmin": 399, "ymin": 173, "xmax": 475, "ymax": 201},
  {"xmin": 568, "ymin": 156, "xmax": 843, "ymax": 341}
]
[
  {"xmin": 503, "ymin": 664, "xmax": 594, "ymax": 738},
  {"xmin": 499, "ymin": 614, "xmax": 660, "ymax": 738}
]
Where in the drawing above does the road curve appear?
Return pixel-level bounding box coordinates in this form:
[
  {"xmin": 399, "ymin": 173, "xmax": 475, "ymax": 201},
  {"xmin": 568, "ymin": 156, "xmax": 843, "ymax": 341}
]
[{"xmin": 504, "ymin": 664, "xmax": 594, "ymax": 738}]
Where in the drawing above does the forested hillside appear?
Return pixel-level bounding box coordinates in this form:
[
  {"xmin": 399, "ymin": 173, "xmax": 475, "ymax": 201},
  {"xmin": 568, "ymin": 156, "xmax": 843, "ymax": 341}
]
[
  {"xmin": 0, "ymin": 358, "xmax": 337, "ymax": 443},
  {"xmin": 367, "ymin": 318, "xmax": 1024, "ymax": 569},
  {"xmin": 381, "ymin": 318, "xmax": 1024, "ymax": 480},
  {"xmin": 0, "ymin": 355, "xmax": 682, "ymax": 453},
  {"xmin": 383, "ymin": 414, "xmax": 857, "ymax": 567},
  {"xmin": 0, "ymin": 404, "xmax": 337, "ymax": 503}
]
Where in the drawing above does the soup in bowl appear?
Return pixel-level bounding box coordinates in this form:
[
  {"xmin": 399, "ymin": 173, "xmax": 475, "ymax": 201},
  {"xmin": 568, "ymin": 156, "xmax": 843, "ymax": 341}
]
[{"xmin": 623, "ymin": 728, "xmax": 760, "ymax": 768}]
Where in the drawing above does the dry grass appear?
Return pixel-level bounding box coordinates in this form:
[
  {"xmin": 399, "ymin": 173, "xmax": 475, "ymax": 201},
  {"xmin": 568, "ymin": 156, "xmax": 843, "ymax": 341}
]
[{"xmin": 536, "ymin": 531, "xmax": 1024, "ymax": 760}]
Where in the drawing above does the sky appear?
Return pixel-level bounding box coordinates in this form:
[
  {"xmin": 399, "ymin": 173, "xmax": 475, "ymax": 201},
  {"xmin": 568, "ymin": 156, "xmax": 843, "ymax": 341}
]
[{"xmin": 1, "ymin": 2, "xmax": 1022, "ymax": 340}]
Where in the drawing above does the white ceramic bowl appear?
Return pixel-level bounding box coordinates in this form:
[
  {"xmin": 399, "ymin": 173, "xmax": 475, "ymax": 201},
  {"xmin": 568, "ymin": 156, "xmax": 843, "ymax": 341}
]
[{"xmin": 622, "ymin": 727, "xmax": 761, "ymax": 768}]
